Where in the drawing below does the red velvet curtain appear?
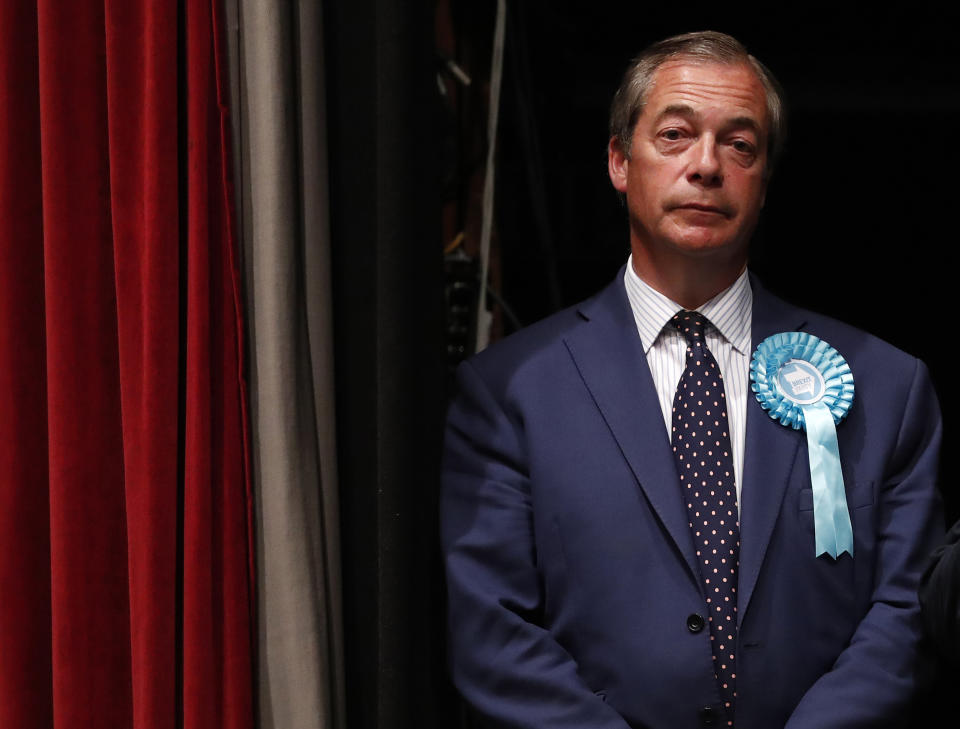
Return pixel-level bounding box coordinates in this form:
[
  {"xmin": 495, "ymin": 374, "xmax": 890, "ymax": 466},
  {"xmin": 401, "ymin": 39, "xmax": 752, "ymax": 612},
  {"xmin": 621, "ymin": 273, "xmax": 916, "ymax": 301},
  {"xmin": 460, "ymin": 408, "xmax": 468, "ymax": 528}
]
[{"xmin": 0, "ymin": 1, "xmax": 254, "ymax": 728}]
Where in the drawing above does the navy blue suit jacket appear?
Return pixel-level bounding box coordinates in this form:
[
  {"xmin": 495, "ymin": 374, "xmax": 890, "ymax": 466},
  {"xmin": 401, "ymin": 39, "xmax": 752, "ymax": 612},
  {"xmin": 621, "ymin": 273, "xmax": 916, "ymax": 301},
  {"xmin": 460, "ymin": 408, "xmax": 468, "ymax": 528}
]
[{"xmin": 441, "ymin": 270, "xmax": 943, "ymax": 729}]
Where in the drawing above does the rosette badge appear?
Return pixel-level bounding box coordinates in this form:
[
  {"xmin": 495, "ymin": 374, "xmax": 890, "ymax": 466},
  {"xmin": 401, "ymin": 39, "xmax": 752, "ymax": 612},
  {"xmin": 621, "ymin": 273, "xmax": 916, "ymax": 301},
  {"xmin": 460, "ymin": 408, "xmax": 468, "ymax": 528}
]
[{"xmin": 751, "ymin": 332, "xmax": 855, "ymax": 559}]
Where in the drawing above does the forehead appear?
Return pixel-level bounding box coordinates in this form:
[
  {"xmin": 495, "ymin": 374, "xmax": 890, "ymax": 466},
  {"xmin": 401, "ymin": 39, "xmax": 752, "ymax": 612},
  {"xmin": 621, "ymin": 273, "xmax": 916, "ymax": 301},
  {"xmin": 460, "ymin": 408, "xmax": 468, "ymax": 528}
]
[{"xmin": 644, "ymin": 60, "xmax": 768, "ymax": 130}]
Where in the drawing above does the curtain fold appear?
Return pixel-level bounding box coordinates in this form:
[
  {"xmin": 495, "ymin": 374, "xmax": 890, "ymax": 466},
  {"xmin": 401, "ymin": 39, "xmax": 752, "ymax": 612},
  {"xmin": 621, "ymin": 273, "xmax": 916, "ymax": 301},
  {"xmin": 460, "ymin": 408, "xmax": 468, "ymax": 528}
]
[
  {"xmin": 0, "ymin": 0, "xmax": 254, "ymax": 727},
  {"xmin": 227, "ymin": 1, "xmax": 346, "ymax": 727},
  {"xmin": 104, "ymin": 1, "xmax": 179, "ymax": 725},
  {"xmin": 37, "ymin": 2, "xmax": 132, "ymax": 724},
  {"xmin": 0, "ymin": 2, "xmax": 51, "ymax": 727}
]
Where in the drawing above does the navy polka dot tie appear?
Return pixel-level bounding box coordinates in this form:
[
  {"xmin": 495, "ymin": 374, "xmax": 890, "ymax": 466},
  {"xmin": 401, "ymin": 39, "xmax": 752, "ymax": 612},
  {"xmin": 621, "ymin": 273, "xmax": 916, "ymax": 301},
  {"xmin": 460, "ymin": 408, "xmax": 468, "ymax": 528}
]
[{"xmin": 670, "ymin": 310, "xmax": 739, "ymax": 726}]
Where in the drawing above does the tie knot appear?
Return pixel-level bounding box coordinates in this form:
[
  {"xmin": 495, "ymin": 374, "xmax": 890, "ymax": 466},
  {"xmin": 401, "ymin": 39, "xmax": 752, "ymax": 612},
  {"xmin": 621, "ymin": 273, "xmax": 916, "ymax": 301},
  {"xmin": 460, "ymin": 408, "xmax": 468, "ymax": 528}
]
[{"xmin": 670, "ymin": 310, "xmax": 710, "ymax": 347}]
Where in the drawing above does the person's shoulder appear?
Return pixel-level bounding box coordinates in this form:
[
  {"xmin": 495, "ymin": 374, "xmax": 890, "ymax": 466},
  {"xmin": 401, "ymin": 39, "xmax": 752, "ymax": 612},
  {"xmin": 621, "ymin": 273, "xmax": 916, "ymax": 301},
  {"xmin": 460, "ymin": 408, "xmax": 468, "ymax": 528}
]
[
  {"xmin": 755, "ymin": 284, "xmax": 938, "ymax": 437},
  {"xmin": 753, "ymin": 277, "xmax": 921, "ymax": 377},
  {"xmin": 467, "ymin": 299, "xmax": 589, "ymax": 378},
  {"xmin": 460, "ymin": 274, "xmax": 625, "ymax": 390},
  {"xmin": 804, "ymin": 308, "xmax": 917, "ymax": 369}
]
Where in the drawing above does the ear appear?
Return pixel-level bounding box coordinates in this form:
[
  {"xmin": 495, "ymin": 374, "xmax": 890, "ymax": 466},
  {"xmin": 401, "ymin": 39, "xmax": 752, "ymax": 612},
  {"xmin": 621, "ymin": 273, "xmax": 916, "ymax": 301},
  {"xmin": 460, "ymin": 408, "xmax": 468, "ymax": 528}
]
[{"xmin": 607, "ymin": 136, "xmax": 629, "ymax": 193}]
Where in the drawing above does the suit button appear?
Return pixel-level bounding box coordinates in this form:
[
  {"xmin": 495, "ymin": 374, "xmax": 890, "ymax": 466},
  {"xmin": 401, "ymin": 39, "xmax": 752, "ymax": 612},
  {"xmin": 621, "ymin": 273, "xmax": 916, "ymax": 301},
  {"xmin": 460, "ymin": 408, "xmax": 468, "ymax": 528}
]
[
  {"xmin": 699, "ymin": 706, "xmax": 718, "ymax": 726},
  {"xmin": 686, "ymin": 613, "xmax": 705, "ymax": 633}
]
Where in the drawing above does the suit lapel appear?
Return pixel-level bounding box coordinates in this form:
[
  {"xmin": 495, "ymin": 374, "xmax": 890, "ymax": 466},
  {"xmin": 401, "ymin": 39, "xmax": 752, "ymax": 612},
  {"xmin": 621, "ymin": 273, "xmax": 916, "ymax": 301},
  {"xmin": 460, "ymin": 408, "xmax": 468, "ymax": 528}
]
[
  {"xmin": 564, "ymin": 273, "xmax": 701, "ymax": 583},
  {"xmin": 736, "ymin": 276, "xmax": 808, "ymax": 622}
]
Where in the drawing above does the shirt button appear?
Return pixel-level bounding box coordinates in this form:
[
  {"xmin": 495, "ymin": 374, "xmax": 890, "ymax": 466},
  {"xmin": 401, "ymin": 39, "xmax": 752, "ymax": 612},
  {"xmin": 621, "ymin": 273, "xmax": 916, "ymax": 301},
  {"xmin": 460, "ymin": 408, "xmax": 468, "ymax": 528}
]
[
  {"xmin": 686, "ymin": 613, "xmax": 705, "ymax": 633},
  {"xmin": 699, "ymin": 706, "xmax": 718, "ymax": 726}
]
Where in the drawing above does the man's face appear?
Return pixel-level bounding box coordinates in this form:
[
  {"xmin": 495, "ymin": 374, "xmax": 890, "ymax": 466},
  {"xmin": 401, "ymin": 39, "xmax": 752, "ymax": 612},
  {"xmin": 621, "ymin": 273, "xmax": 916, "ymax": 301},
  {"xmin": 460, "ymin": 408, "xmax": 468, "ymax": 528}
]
[{"xmin": 608, "ymin": 60, "xmax": 769, "ymax": 267}]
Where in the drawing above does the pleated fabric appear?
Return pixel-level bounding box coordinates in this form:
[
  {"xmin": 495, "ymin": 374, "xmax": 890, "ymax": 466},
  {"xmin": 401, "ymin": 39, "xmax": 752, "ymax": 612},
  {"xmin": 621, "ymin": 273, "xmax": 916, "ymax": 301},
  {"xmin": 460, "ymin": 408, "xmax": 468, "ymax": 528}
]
[
  {"xmin": 225, "ymin": 0, "xmax": 346, "ymax": 726},
  {"xmin": 0, "ymin": 1, "xmax": 255, "ymax": 727}
]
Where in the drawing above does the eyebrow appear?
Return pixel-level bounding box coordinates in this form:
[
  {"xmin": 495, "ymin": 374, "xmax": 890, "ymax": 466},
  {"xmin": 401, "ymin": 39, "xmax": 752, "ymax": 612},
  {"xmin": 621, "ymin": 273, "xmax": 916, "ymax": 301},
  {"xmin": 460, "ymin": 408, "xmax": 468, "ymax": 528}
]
[{"xmin": 654, "ymin": 104, "xmax": 763, "ymax": 137}]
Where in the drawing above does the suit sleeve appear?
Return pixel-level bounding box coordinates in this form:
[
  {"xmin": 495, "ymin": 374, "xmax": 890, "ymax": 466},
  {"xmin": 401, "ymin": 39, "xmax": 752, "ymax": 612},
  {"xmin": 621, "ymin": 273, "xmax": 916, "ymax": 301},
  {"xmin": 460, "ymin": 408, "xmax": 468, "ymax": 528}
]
[
  {"xmin": 919, "ymin": 516, "xmax": 960, "ymax": 666},
  {"xmin": 441, "ymin": 360, "xmax": 634, "ymax": 729},
  {"xmin": 785, "ymin": 358, "xmax": 944, "ymax": 729}
]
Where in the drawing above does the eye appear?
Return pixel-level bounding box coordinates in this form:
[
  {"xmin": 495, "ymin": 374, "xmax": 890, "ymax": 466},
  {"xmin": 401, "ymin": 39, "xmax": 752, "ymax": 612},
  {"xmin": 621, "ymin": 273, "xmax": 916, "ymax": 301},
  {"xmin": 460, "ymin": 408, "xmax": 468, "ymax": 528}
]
[
  {"xmin": 660, "ymin": 128, "xmax": 684, "ymax": 141},
  {"xmin": 730, "ymin": 139, "xmax": 756, "ymax": 155}
]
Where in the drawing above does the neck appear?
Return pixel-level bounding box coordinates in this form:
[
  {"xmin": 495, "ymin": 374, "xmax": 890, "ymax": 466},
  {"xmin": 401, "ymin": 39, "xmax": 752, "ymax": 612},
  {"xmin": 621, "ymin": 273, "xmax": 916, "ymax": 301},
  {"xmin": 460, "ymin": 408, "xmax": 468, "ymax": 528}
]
[{"xmin": 630, "ymin": 247, "xmax": 747, "ymax": 310}]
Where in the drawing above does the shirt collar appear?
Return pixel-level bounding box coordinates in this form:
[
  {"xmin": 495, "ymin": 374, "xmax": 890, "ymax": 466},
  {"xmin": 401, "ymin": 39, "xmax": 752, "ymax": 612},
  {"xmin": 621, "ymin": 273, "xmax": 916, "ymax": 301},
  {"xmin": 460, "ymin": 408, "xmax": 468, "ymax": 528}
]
[{"xmin": 623, "ymin": 255, "xmax": 752, "ymax": 355}]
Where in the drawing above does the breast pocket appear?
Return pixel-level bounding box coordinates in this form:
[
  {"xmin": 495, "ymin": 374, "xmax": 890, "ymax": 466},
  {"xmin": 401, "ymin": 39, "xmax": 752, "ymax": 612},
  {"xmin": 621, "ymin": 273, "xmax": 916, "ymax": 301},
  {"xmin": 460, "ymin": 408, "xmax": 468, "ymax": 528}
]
[
  {"xmin": 797, "ymin": 481, "xmax": 876, "ymax": 545},
  {"xmin": 795, "ymin": 481, "xmax": 875, "ymax": 618},
  {"xmin": 798, "ymin": 481, "xmax": 875, "ymax": 512}
]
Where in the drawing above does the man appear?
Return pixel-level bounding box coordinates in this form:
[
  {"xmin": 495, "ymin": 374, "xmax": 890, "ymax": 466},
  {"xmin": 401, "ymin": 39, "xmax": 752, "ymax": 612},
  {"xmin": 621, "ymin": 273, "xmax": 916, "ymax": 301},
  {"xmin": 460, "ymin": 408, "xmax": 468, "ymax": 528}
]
[{"xmin": 441, "ymin": 31, "xmax": 942, "ymax": 728}]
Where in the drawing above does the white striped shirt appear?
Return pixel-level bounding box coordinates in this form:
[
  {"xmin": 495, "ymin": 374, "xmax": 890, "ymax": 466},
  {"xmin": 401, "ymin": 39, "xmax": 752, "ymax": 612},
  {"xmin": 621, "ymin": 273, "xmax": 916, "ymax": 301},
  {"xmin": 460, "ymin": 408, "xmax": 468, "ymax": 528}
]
[{"xmin": 623, "ymin": 257, "xmax": 752, "ymax": 503}]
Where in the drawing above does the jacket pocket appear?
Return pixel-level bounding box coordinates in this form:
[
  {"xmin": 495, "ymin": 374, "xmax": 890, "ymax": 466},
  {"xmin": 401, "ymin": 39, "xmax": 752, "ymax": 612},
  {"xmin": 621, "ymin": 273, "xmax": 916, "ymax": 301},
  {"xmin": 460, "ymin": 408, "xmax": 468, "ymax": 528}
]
[{"xmin": 798, "ymin": 481, "xmax": 875, "ymax": 512}]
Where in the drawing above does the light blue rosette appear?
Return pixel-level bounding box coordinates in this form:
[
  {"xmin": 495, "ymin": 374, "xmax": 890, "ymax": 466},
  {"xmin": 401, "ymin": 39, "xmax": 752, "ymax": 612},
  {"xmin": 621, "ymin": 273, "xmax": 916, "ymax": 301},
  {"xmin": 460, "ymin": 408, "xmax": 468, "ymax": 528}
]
[{"xmin": 750, "ymin": 332, "xmax": 855, "ymax": 559}]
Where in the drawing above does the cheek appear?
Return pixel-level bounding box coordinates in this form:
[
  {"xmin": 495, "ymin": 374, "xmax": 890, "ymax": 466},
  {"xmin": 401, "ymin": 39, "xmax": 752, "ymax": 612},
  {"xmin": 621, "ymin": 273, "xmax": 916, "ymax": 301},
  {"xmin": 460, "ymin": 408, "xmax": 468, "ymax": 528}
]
[
  {"xmin": 732, "ymin": 175, "xmax": 766, "ymax": 210},
  {"xmin": 629, "ymin": 167, "xmax": 672, "ymax": 202}
]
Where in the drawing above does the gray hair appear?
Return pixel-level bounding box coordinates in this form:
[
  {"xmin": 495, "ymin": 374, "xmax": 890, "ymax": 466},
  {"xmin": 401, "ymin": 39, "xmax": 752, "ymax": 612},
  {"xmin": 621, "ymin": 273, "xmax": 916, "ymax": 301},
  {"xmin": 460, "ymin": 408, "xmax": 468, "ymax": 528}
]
[{"xmin": 609, "ymin": 31, "xmax": 786, "ymax": 175}]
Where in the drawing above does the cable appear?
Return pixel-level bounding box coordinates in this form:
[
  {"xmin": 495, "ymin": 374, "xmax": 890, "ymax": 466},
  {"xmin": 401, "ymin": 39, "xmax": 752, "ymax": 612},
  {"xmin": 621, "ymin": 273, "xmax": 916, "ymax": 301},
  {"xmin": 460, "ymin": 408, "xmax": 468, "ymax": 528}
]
[
  {"xmin": 444, "ymin": 231, "xmax": 465, "ymax": 255},
  {"xmin": 474, "ymin": 0, "xmax": 506, "ymax": 353},
  {"xmin": 484, "ymin": 282, "xmax": 523, "ymax": 333}
]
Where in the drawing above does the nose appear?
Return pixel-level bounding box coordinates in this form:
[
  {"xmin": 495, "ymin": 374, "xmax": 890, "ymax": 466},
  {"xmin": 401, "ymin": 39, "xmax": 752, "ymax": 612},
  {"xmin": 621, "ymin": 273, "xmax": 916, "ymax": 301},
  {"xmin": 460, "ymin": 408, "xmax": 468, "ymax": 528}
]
[{"xmin": 688, "ymin": 136, "xmax": 722, "ymax": 187}]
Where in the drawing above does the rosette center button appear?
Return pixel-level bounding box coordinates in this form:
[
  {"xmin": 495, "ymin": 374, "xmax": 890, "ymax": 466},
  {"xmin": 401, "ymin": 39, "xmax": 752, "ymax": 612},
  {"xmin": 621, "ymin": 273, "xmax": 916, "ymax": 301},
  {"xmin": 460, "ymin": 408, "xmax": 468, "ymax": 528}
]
[{"xmin": 776, "ymin": 359, "xmax": 826, "ymax": 405}]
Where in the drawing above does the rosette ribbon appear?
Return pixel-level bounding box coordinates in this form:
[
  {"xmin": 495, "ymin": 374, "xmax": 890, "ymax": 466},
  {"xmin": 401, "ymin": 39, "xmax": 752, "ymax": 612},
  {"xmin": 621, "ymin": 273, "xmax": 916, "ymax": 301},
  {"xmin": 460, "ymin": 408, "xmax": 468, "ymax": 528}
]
[{"xmin": 750, "ymin": 332, "xmax": 855, "ymax": 559}]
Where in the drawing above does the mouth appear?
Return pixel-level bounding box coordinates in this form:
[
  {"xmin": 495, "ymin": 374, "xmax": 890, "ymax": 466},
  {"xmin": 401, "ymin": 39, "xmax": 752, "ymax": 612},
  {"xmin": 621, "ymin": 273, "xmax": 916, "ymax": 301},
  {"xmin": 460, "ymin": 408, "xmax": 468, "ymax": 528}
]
[{"xmin": 674, "ymin": 203, "xmax": 731, "ymax": 217}]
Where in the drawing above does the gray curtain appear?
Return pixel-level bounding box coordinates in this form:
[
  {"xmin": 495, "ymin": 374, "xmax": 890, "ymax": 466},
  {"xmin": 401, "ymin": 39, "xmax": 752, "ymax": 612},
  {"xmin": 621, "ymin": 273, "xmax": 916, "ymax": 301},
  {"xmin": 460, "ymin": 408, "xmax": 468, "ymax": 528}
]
[{"xmin": 225, "ymin": 2, "xmax": 345, "ymax": 728}]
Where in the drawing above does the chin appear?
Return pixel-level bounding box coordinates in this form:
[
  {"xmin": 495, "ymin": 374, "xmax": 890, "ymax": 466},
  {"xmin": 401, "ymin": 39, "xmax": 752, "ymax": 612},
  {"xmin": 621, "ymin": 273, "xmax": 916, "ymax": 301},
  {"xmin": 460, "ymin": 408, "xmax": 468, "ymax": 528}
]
[
  {"xmin": 667, "ymin": 236, "xmax": 741, "ymax": 259},
  {"xmin": 664, "ymin": 222, "xmax": 753, "ymax": 259}
]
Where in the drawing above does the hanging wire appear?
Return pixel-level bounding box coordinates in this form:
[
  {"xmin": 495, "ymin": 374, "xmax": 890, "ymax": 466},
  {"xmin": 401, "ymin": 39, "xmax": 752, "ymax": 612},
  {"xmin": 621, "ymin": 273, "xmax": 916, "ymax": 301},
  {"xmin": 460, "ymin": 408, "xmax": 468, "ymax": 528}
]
[
  {"xmin": 444, "ymin": 231, "xmax": 465, "ymax": 255},
  {"xmin": 474, "ymin": 0, "xmax": 507, "ymax": 353}
]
